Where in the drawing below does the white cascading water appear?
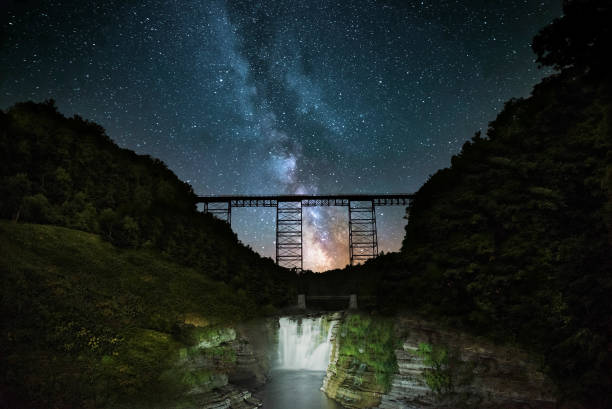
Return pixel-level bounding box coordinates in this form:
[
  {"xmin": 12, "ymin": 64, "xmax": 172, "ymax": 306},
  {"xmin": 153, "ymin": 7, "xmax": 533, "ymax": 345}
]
[{"xmin": 277, "ymin": 317, "xmax": 333, "ymax": 371}]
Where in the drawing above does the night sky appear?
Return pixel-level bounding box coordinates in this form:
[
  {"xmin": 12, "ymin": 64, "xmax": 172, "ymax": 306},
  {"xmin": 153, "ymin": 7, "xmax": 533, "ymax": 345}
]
[{"xmin": 1, "ymin": 0, "xmax": 561, "ymax": 271}]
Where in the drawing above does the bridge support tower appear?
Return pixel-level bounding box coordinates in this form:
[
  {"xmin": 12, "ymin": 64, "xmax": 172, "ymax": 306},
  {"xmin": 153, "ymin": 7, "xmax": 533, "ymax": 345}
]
[
  {"xmin": 348, "ymin": 200, "xmax": 378, "ymax": 265},
  {"xmin": 276, "ymin": 201, "xmax": 303, "ymax": 271},
  {"xmin": 197, "ymin": 194, "xmax": 412, "ymax": 270}
]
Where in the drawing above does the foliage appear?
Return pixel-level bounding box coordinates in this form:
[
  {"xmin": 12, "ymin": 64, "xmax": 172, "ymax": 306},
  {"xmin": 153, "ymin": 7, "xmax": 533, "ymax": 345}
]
[
  {"xmin": 337, "ymin": 313, "xmax": 398, "ymax": 392},
  {"xmin": 296, "ymin": 2, "xmax": 612, "ymax": 406},
  {"xmin": 380, "ymin": 76, "xmax": 612, "ymax": 403},
  {"xmin": 0, "ymin": 221, "xmax": 252, "ymax": 407},
  {"xmin": 298, "ymin": 252, "xmax": 407, "ymax": 312},
  {"xmin": 532, "ymin": 0, "xmax": 611, "ymax": 76},
  {"xmin": 0, "ymin": 100, "xmax": 296, "ymax": 308},
  {"xmin": 414, "ymin": 343, "xmax": 453, "ymax": 394},
  {"xmin": 373, "ymin": 2, "xmax": 612, "ymax": 405}
]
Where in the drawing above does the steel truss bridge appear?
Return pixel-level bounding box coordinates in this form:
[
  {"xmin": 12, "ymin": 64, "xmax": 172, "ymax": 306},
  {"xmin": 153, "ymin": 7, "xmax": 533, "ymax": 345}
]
[{"xmin": 196, "ymin": 194, "xmax": 413, "ymax": 270}]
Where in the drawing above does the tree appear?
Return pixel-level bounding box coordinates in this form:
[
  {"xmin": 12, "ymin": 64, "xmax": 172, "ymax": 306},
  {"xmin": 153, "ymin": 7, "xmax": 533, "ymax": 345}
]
[
  {"xmin": 0, "ymin": 173, "xmax": 31, "ymax": 221},
  {"xmin": 21, "ymin": 193, "xmax": 54, "ymax": 223},
  {"xmin": 532, "ymin": 0, "xmax": 611, "ymax": 76}
]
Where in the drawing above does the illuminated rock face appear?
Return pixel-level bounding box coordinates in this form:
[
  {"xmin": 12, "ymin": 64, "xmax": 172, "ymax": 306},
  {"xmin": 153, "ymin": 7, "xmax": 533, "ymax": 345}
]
[
  {"xmin": 163, "ymin": 313, "xmax": 557, "ymax": 409},
  {"xmin": 323, "ymin": 313, "xmax": 557, "ymax": 409},
  {"xmin": 322, "ymin": 312, "xmax": 395, "ymax": 409},
  {"xmin": 157, "ymin": 319, "xmax": 277, "ymax": 409}
]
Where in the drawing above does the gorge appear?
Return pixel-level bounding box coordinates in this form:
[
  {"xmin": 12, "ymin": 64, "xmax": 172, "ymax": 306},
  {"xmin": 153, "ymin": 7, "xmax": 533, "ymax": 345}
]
[
  {"xmin": 156, "ymin": 311, "xmax": 557, "ymax": 409},
  {"xmin": 0, "ymin": 219, "xmax": 569, "ymax": 408},
  {"xmin": 1, "ymin": 1, "xmax": 610, "ymax": 406}
]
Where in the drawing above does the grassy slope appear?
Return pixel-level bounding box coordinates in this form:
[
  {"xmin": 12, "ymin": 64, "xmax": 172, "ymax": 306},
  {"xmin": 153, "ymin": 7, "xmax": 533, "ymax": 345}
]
[
  {"xmin": 0, "ymin": 221, "xmax": 255, "ymax": 408},
  {"xmin": 0, "ymin": 101, "xmax": 295, "ymax": 310}
]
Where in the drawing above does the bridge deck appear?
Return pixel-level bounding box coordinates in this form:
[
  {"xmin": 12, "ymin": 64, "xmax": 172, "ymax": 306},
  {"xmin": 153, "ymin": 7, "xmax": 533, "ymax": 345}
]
[{"xmin": 196, "ymin": 193, "xmax": 413, "ymax": 207}]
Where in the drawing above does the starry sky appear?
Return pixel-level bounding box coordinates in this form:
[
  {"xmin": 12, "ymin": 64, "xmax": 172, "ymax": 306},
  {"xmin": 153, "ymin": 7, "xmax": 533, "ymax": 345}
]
[{"xmin": 1, "ymin": 0, "xmax": 561, "ymax": 271}]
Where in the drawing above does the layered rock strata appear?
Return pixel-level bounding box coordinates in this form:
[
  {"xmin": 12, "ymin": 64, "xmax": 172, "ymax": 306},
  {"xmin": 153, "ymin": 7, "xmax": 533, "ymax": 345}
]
[
  {"xmin": 145, "ymin": 319, "xmax": 275, "ymax": 409},
  {"xmin": 323, "ymin": 312, "xmax": 557, "ymax": 409},
  {"xmin": 322, "ymin": 312, "xmax": 389, "ymax": 408}
]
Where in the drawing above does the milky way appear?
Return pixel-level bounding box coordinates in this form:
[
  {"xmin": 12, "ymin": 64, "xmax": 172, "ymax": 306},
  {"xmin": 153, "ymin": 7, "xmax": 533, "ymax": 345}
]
[{"xmin": 0, "ymin": 0, "xmax": 561, "ymax": 270}]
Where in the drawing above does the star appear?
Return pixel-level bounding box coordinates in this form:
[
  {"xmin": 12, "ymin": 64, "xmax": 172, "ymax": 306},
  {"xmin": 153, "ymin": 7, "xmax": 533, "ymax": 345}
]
[{"xmin": 0, "ymin": 0, "xmax": 562, "ymax": 270}]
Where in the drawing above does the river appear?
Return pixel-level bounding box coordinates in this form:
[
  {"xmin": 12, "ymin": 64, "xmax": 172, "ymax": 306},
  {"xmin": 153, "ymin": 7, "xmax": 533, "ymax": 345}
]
[{"xmin": 261, "ymin": 369, "xmax": 342, "ymax": 409}]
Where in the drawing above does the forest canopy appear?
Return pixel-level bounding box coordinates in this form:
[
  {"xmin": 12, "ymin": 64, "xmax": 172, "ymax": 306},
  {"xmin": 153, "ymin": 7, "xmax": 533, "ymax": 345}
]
[
  {"xmin": 0, "ymin": 101, "xmax": 295, "ymax": 308},
  {"xmin": 377, "ymin": 0, "xmax": 612, "ymax": 404}
]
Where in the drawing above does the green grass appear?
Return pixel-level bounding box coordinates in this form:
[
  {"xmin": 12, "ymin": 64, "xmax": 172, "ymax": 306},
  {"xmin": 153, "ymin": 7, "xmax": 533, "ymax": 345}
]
[{"xmin": 0, "ymin": 221, "xmax": 257, "ymax": 407}]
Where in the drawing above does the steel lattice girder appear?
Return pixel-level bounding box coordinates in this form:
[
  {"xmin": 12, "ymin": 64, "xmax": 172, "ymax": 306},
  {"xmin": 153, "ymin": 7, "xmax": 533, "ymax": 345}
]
[
  {"xmin": 197, "ymin": 194, "xmax": 412, "ymax": 269},
  {"xmin": 276, "ymin": 202, "xmax": 303, "ymax": 271},
  {"xmin": 203, "ymin": 202, "xmax": 231, "ymax": 224},
  {"xmin": 348, "ymin": 200, "xmax": 378, "ymax": 265}
]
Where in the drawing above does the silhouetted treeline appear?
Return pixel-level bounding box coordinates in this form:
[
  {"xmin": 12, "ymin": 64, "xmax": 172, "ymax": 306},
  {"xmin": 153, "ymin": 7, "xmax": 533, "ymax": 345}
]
[
  {"xmin": 0, "ymin": 102, "xmax": 295, "ymax": 308},
  {"xmin": 378, "ymin": 0, "xmax": 611, "ymax": 405},
  {"xmin": 299, "ymin": 252, "xmax": 402, "ymax": 297}
]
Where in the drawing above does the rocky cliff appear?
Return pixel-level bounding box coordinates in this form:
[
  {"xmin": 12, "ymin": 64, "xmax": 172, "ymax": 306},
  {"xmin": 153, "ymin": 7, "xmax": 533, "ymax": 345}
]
[
  {"xmin": 322, "ymin": 312, "xmax": 394, "ymax": 408},
  {"xmin": 132, "ymin": 318, "xmax": 275, "ymax": 409},
  {"xmin": 323, "ymin": 312, "xmax": 557, "ymax": 409}
]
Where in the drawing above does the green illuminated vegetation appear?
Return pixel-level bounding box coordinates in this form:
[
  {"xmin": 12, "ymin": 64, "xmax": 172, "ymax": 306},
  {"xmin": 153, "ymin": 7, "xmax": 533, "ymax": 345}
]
[
  {"xmin": 0, "ymin": 98, "xmax": 296, "ymax": 406},
  {"xmin": 414, "ymin": 343, "xmax": 452, "ymax": 394},
  {"xmin": 0, "ymin": 221, "xmax": 250, "ymax": 407},
  {"xmin": 336, "ymin": 313, "xmax": 398, "ymax": 392}
]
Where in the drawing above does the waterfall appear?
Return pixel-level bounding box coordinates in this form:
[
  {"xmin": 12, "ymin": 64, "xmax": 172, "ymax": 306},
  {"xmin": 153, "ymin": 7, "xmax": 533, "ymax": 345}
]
[{"xmin": 277, "ymin": 316, "xmax": 333, "ymax": 371}]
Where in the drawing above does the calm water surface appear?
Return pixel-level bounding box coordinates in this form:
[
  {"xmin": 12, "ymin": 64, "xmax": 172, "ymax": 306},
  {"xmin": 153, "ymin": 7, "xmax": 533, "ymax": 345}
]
[{"xmin": 261, "ymin": 369, "xmax": 342, "ymax": 409}]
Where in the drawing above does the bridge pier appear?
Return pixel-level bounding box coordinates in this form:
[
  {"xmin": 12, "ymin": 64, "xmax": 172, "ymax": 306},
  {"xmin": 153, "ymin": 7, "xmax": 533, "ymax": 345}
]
[
  {"xmin": 297, "ymin": 294, "xmax": 306, "ymax": 309},
  {"xmin": 349, "ymin": 294, "xmax": 358, "ymax": 309}
]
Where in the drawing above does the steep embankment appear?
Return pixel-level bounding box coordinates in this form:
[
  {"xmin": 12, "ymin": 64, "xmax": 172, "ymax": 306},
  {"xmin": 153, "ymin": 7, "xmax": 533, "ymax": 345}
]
[
  {"xmin": 375, "ymin": 3, "xmax": 612, "ymax": 403},
  {"xmin": 0, "ymin": 221, "xmax": 272, "ymax": 408},
  {"xmin": 322, "ymin": 313, "xmax": 397, "ymax": 408},
  {"xmin": 323, "ymin": 70, "xmax": 611, "ymax": 405},
  {"xmin": 0, "ymin": 99, "xmax": 298, "ymax": 406},
  {"xmin": 0, "ymin": 101, "xmax": 295, "ymax": 309},
  {"xmin": 380, "ymin": 71, "xmax": 612, "ymax": 403},
  {"xmin": 314, "ymin": 2, "xmax": 612, "ymax": 405},
  {"xmin": 323, "ymin": 312, "xmax": 556, "ymax": 409}
]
